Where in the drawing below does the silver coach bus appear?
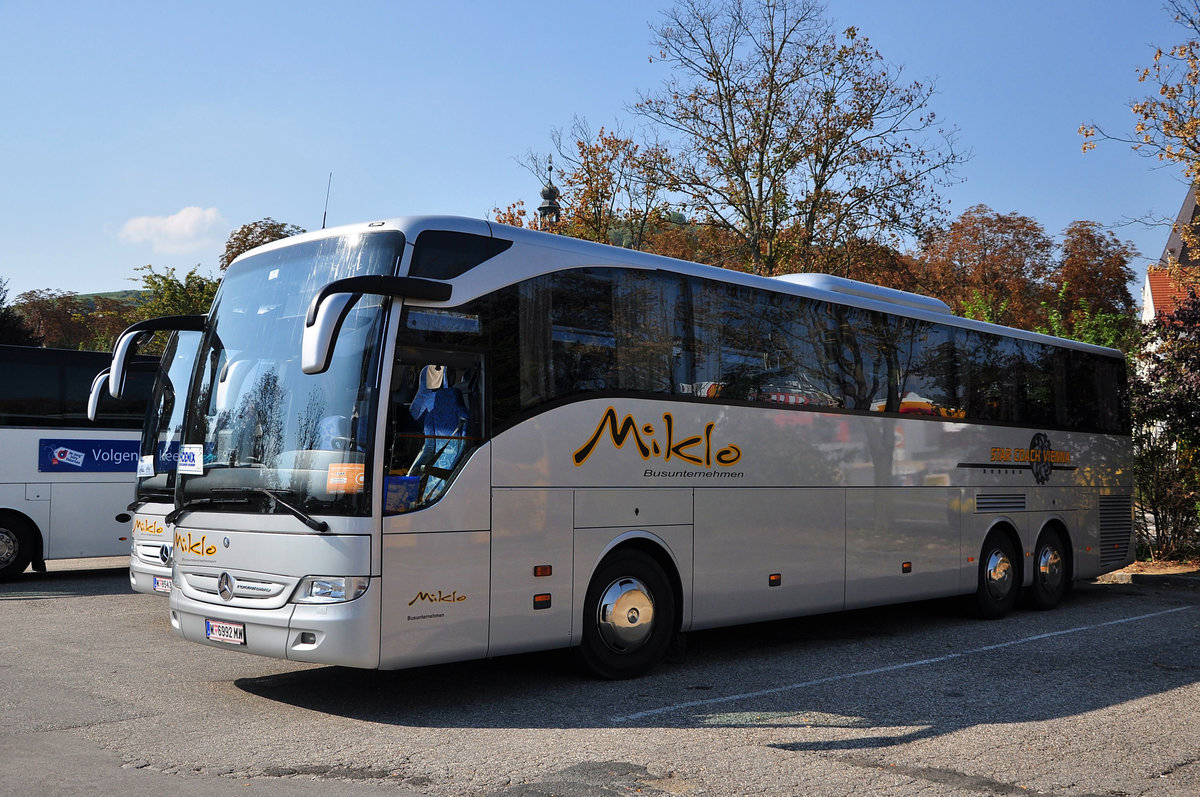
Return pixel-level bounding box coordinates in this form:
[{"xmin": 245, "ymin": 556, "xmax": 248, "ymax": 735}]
[{"xmin": 105, "ymin": 216, "xmax": 1134, "ymax": 678}]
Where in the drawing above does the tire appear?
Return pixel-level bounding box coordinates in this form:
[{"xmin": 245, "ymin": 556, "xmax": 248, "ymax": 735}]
[
  {"xmin": 973, "ymin": 530, "xmax": 1020, "ymax": 619},
  {"xmin": 0, "ymin": 516, "xmax": 34, "ymax": 582},
  {"xmin": 1025, "ymin": 528, "xmax": 1069, "ymax": 611},
  {"xmin": 578, "ymin": 550, "xmax": 677, "ymax": 680}
]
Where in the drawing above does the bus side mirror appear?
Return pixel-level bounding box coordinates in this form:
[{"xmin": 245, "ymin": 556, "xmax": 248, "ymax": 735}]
[
  {"xmin": 87, "ymin": 369, "xmax": 110, "ymax": 422},
  {"xmin": 108, "ymin": 330, "xmax": 149, "ymax": 400},
  {"xmin": 302, "ymin": 276, "xmax": 453, "ymax": 375},
  {"xmin": 302, "ymin": 292, "xmax": 356, "ymax": 375},
  {"xmin": 108, "ymin": 315, "xmax": 206, "ymax": 399}
]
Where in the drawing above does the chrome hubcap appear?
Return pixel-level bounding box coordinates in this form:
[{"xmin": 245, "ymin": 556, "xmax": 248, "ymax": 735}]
[
  {"xmin": 0, "ymin": 529, "xmax": 17, "ymax": 567},
  {"xmin": 1038, "ymin": 545, "xmax": 1064, "ymax": 592},
  {"xmin": 984, "ymin": 548, "xmax": 1013, "ymax": 602},
  {"xmin": 596, "ymin": 576, "xmax": 656, "ymax": 654}
]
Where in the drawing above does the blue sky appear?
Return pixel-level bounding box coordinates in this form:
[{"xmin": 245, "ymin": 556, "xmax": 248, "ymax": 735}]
[{"xmin": 0, "ymin": 1, "xmax": 1188, "ymax": 300}]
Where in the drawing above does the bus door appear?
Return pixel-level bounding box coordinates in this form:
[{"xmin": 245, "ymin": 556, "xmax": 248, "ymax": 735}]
[{"xmin": 378, "ymin": 347, "xmax": 491, "ymax": 668}]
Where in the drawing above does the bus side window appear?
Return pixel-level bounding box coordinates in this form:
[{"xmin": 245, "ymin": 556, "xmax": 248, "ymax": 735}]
[{"xmin": 384, "ymin": 355, "xmax": 482, "ymax": 513}]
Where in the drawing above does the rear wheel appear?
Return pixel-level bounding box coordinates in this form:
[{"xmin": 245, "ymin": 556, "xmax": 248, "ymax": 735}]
[
  {"xmin": 0, "ymin": 516, "xmax": 34, "ymax": 582},
  {"xmin": 973, "ymin": 530, "xmax": 1020, "ymax": 619},
  {"xmin": 578, "ymin": 551, "xmax": 676, "ymax": 680},
  {"xmin": 1025, "ymin": 528, "xmax": 1069, "ymax": 610}
]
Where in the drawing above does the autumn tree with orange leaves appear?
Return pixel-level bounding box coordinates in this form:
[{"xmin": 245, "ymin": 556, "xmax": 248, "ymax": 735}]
[
  {"xmin": 917, "ymin": 205, "xmax": 1055, "ymax": 330},
  {"xmin": 503, "ymin": 119, "xmax": 675, "ymax": 252}
]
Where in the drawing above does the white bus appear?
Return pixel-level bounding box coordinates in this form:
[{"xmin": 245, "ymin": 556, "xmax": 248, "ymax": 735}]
[
  {"xmin": 104, "ymin": 327, "xmax": 205, "ymax": 594},
  {"xmin": 0, "ymin": 345, "xmax": 154, "ymax": 581},
  {"xmin": 105, "ymin": 217, "xmax": 1133, "ymax": 678}
]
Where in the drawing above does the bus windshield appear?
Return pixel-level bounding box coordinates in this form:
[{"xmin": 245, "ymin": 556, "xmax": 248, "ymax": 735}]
[
  {"xmin": 177, "ymin": 231, "xmax": 402, "ymax": 519},
  {"xmin": 136, "ymin": 331, "xmax": 203, "ymax": 504}
]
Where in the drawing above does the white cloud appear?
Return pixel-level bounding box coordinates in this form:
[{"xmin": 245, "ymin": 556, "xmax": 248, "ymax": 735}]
[{"xmin": 119, "ymin": 206, "xmax": 226, "ymax": 253}]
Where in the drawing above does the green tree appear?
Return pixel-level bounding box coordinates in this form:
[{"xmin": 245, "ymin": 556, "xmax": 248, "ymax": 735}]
[
  {"xmin": 123, "ymin": 264, "xmax": 219, "ymax": 356},
  {"xmin": 1131, "ymin": 291, "xmax": 1200, "ymax": 558},
  {"xmin": 1037, "ymin": 287, "xmax": 1137, "ymax": 352},
  {"xmin": 133, "ymin": 264, "xmax": 219, "ymax": 320},
  {"xmin": 219, "ymin": 217, "xmax": 305, "ymax": 271}
]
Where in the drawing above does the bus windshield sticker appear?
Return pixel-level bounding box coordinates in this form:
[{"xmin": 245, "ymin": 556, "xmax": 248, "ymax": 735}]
[
  {"xmin": 177, "ymin": 444, "xmax": 205, "ymax": 475},
  {"xmin": 327, "ymin": 463, "xmax": 366, "ymax": 493}
]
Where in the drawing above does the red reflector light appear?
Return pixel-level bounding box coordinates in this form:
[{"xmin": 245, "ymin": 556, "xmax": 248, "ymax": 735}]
[
  {"xmin": 533, "ymin": 565, "xmax": 552, "ymax": 578},
  {"xmin": 902, "ymin": 562, "xmax": 912, "ymax": 574},
  {"xmin": 768, "ymin": 573, "xmax": 781, "ymax": 587},
  {"xmin": 533, "ymin": 593, "xmax": 552, "ymax": 610}
]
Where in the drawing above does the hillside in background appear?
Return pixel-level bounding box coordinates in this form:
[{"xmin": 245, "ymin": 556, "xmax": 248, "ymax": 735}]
[{"xmin": 77, "ymin": 289, "xmax": 145, "ymax": 309}]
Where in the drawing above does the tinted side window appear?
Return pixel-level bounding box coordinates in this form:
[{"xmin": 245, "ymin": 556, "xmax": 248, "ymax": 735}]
[
  {"xmin": 550, "ymin": 270, "xmax": 616, "ymax": 399},
  {"xmin": 410, "ymin": 231, "xmax": 512, "ymax": 280},
  {"xmin": 0, "ymin": 360, "xmax": 61, "ymax": 425},
  {"xmin": 690, "ymin": 279, "xmax": 769, "ymax": 402},
  {"xmin": 403, "ymin": 268, "xmax": 1131, "ymax": 436},
  {"xmin": 613, "ymin": 271, "xmax": 687, "ymax": 395},
  {"xmin": 0, "ymin": 349, "xmax": 152, "ymax": 429}
]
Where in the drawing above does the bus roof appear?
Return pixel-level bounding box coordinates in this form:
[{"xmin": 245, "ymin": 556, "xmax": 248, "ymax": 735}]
[{"xmin": 230, "ymin": 214, "xmax": 1126, "ymax": 360}]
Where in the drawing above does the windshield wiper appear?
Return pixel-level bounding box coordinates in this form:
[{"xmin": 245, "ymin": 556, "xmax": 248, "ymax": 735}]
[
  {"xmin": 259, "ymin": 489, "xmax": 330, "ymax": 533},
  {"xmin": 165, "ymin": 497, "xmax": 252, "ymax": 525},
  {"xmin": 129, "ymin": 490, "xmax": 174, "ymax": 512}
]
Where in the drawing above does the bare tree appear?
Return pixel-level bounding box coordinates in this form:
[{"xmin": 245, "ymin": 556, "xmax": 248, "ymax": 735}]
[{"xmin": 634, "ymin": 0, "xmax": 965, "ymax": 276}]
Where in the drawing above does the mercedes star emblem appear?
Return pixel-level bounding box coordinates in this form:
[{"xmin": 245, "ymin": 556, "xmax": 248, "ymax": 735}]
[{"xmin": 218, "ymin": 572, "xmax": 234, "ymax": 601}]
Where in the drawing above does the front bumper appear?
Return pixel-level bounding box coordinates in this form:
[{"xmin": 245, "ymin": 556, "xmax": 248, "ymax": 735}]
[{"xmin": 169, "ymin": 578, "xmax": 381, "ymax": 669}]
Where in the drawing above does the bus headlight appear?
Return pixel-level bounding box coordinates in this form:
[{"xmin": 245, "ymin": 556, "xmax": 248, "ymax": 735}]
[{"xmin": 292, "ymin": 576, "xmax": 370, "ymax": 604}]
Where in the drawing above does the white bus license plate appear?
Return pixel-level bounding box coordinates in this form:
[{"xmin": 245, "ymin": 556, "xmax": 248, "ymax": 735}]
[
  {"xmin": 152, "ymin": 576, "xmax": 172, "ymax": 593},
  {"xmin": 205, "ymin": 619, "xmax": 246, "ymax": 645}
]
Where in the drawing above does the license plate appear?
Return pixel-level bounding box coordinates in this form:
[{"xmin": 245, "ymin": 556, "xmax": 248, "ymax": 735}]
[
  {"xmin": 205, "ymin": 619, "xmax": 246, "ymax": 645},
  {"xmin": 152, "ymin": 576, "xmax": 173, "ymax": 594}
]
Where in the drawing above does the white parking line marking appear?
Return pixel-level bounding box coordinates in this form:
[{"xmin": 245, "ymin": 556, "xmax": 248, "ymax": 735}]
[{"xmin": 610, "ymin": 606, "xmax": 1192, "ymax": 723}]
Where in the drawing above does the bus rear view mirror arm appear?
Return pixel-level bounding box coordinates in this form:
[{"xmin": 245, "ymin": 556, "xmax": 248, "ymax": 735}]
[
  {"xmin": 108, "ymin": 315, "xmax": 206, "ymax": 399},
  {"xmin": 302, "ymin": 276, "xmax": 452, "ymax": 375}
]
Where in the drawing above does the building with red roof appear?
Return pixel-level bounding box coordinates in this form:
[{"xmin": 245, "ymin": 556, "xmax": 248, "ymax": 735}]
[{"xmin": 1143, "ymin": 184, "xmax": 1200, "ymax": 323}]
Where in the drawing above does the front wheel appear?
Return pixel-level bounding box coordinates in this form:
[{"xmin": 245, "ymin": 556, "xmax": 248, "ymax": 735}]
[
  {"xmin": 0, "ymin": 517, "xmax": 35, "ymax": 582},
  {"xmin": 973, "ymin": 530, "xmax": 1020, "ymax": 619},
  {"xmin": 578, "ymin": 551, "xmax": 676, "ymax": 680}
]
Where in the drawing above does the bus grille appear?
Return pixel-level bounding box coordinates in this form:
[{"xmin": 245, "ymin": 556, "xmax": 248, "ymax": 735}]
[
  {"xmin": 182, "ymin": 570, "xmax": 289, "ymax": 601},
  {"xmin": 1098, "ymin": 495, "xmax": 1134, "ymax": 567},
  {"xmin": 975, "ymin": 493, "xmax": 1026, "ymax": 513}
]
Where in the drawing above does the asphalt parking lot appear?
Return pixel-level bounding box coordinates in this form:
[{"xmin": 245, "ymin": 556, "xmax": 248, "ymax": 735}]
[{"xmin": 1, "ymin": 560, "xmax": 1198, "ymax": 796}]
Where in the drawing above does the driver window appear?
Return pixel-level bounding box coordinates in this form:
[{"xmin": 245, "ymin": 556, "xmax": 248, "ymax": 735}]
[{"xmin": 384, "ymin": 352, "xmax": 483, "ymax": 513}]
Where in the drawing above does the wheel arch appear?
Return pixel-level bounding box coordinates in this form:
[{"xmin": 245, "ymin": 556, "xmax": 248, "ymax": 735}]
[
  {"xmin": 591, "ymin": 532, "xmax": 685, "ymax": 635},
  {"xmin": 0, "ymin": 508, "xmax": 44, "ymax": 575},
  {"xmin": 981, "ymin": 519, "xmax": 1024, "ymax": 587},
  {"xmin": 1036, "ymin": 518, "xmax": 1074, "ymax": 584}
]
